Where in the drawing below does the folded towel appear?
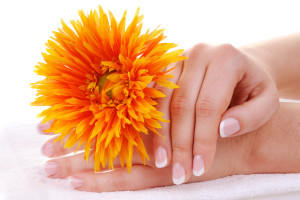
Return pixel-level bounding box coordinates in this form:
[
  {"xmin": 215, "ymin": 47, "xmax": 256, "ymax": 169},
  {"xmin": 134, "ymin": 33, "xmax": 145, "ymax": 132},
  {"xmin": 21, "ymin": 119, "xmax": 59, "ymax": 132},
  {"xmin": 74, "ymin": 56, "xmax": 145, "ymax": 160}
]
[{"xmin": 1, "ymin": 122, "xmax": 300, "ymax": 200}]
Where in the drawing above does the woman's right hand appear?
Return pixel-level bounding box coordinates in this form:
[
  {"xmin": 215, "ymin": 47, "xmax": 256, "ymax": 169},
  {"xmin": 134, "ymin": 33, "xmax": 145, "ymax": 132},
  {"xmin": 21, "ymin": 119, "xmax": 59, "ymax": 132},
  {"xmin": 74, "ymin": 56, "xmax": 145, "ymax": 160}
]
[
  {"xmin": 152, "ymin": 43, "xmax": 279, "ymax": 185},
  {"xmin": 153, "ymin": 33, "xmax": 300, "ymax": 185}
]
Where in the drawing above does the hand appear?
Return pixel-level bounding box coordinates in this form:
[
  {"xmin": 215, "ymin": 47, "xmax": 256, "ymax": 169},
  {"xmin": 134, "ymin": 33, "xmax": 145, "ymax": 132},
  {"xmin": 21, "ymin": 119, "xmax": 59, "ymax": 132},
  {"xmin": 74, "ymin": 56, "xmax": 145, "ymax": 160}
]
[
  {"xmin": 38, "ymin": 102, "xmax": 300, "ymax": 192},
  {"xmin": 152, "ymin": 43, "xmax": 279, "ymax": 184},
  {"xmin": 38, "ymin": 119, "xmax": 247, "ymax": 192}
]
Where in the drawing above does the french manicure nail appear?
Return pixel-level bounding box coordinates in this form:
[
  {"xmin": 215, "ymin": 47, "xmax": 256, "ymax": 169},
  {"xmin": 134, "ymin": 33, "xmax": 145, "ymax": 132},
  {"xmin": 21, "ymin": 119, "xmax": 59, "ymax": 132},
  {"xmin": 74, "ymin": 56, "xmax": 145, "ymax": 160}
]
[
  {"xmin": 43, "ymin": 162, "xmax": 58, "ymax": 176},
  {"xmin": 71, "ymin": 177, "xmax": 83, "ymax": 189},
  {"xmin": 220, "ymin": 118, "xmax": 240, "ymax": 138},
  {"xmin": 193, "ymin": 155, "xmax": 204, "ymax": 176},
  {"xmin": 41, "ymin": 142, "xmax": 54, "ymax": 157},
  {"xmin": 172, "ymin": 163, "xmax": 185, "ymax": 185},
  {"xmin": 155, "ymin": 147, "xmax": 167, "ymax": 168}
]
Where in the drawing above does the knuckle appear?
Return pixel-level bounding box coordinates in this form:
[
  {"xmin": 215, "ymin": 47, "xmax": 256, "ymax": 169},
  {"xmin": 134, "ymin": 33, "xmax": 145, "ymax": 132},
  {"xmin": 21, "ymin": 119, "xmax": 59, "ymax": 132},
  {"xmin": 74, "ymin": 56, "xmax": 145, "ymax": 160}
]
[
  {"xmin": 215, "ymin": 44, "xmax": 244, "ymax": 65},
  {"xmin": 218, "ymin": 43, "xmax": 237, "ymax": 55},
  {"xmin": 194, "ymin": 137, "xmax": 215, "ymax": 147},
  {"xmin": 52, "ymin": 158, "xmax": 71, "ymax": 178},
  {"xmin": 191, "ymin": 43, "xmax": 208, "ymax": 53},
  {"xmin": 93, "ymin": 174, "xmax": 103, "ymax": 192},
  {"xmin": 153, "ymin": 135, "xmax": 169, "ymax": 147},
  {"xmin": 196, "ymin": 99, "xmax": 218, "ymax": 118},
  {"xmin": 63, "ymin": 158, "xmax": 73, "ymax": 175},
  {"xmin": 209, "ymin": 44, "xmax": 247, "ymax": 80},
  {"xmin": 172, "ymin": 142, "xmax": 190, "ymax": 155},
  {"xmin": 53, "ymin": 142, "xmax": 67, "ymax": 156},
  {"xmin": 193, "ymin": 137, "xmax": 216, "ymax": 154},
  {"xmin": 154, "ymin": 97, "xmax": 164, "ymax": 107},
  {"xmin": 154, "ymin": 85, "xmax": 167, "ymax": 94},
  {"xmin": 189, "ymin": 43, "xmax": 209, "ymax": 59},
  {"xmin": 154, "ymin": 86, "xmax": 169, "ymax": 104},
  {"xmin": 171, "ymin": 95, "xmax": 194, "ymax": 116}
]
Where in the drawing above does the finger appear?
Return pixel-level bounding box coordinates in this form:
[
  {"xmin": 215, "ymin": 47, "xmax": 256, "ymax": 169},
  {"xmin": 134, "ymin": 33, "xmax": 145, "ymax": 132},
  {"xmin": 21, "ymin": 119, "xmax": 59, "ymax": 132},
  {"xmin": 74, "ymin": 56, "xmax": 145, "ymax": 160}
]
[
  {"xmin": 169, "ymin": 44, "xmax": 209, "ymax": 184},
  {"xmin": 152, "ymin": 61, "xmax": 183, "ymax": 169},
  {"xmin": 43, "ymin": 153, "xmax": 93, "ymax": 178},
  {"xmin": 43, "ymin": 150, "xmax": 147, "ymax": 178},
  {"xmin": 69, "ymin": 165, "xmax": 172, "ymax": 192},
  {"xmin": 193, "ymin": 46, "xmax": 244, "ymax": 177},
  {"xmin": 37, "ymin": 120, "xmax": 54, "ymax": 135},
  {"xmin": 220, "ymin": 83, "xmax": 279, "ymax": 137},
  {"xmin": 41, "ymin": 135, "xmax": 87, "ymax": 158}
]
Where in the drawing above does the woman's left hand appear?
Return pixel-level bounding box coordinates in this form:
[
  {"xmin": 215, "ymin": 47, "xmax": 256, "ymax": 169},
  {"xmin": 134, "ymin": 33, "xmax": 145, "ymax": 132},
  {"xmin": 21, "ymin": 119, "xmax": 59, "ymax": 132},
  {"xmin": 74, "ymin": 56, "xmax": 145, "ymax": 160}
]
[
  {"xmin": 38, "ymin": 119, "xmax": 243, "ymax": 192},
  {"xmin": 38, "ymin": 102, "xmax": 300, "ymax": 192}
]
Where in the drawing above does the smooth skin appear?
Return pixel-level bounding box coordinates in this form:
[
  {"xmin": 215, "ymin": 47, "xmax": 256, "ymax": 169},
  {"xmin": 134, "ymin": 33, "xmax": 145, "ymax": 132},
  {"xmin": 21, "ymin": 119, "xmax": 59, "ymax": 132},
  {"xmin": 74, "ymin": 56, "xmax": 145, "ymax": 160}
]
[
  {"xmin": 153, "ymin": 43, "xmax": 279, "ymax": 184},
  {"xmin": 39, "ymin": 33, "xmax": 300, "ymax": 188},
  {"xmin": 240, "ymin": 33, "xmax": 300, "ymax": 100},
  {"xmin": 39, "ymin": 102, "xmax": 300, "ymax": 192},
  {"xmin": 153, "ymin": 32, "xmax": 300, "ymax": 184}
]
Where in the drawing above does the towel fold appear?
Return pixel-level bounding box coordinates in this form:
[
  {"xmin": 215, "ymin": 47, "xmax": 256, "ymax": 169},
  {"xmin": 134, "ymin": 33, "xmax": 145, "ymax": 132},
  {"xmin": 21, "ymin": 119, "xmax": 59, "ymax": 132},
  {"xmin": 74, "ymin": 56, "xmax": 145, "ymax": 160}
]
[{"xmin": 1, "ymin": 122, "xmax": 300, "ymax": 200}]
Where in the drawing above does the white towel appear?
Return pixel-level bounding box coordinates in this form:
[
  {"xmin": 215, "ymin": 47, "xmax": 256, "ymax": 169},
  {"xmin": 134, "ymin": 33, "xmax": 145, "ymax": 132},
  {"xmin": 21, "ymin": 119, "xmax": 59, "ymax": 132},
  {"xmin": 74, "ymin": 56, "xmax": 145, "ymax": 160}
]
[{"xmin": 1, "ymin": 122, "xmax": 300, "ymax": 200}]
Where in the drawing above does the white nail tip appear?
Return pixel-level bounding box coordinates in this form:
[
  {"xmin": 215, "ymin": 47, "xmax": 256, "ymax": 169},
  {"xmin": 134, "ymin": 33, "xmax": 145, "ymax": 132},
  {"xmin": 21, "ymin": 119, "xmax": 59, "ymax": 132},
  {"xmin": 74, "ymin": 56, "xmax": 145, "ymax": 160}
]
[
  {"xmin": 155, "ymin": 158, "xmax": 167, "ymax": 168},
  {"xmin": 219, "ymin": 120, "xmax": 226, "ymax": 138},
  {"xmin": 173, "ymin": 175, "xmax": 185, "ymax": 185},
  {"xmin": 193, "ymin": 167, "xmax": 204, "ymax": 177}
]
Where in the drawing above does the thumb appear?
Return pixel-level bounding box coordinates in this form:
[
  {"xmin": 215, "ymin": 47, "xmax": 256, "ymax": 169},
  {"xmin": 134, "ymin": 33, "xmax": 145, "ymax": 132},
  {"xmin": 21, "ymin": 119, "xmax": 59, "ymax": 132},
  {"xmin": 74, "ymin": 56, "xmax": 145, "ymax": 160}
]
[{"xmin": 219, "ymin": 85, "xmax": 279, "ymax": 138}]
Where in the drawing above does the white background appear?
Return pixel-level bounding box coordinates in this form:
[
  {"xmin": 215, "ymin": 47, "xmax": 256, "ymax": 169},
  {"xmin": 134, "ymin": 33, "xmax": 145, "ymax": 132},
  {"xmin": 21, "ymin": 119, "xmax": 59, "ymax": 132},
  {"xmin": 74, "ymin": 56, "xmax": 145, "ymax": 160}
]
[
  {"xmin": 0, "ymin": 1, "xmax": 300, "ymax": 199},
  {"xmin": 0, "ymin": 0, "xmax": 299, "ymax": 127}
]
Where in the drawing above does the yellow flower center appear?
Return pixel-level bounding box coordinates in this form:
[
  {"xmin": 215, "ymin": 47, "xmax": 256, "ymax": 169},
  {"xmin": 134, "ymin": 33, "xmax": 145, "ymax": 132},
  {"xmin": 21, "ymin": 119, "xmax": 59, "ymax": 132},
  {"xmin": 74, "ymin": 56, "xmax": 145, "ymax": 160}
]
[
  {"xmin": 97, "ymin": 71, "xmax": 114, "ymax": 99},
  {"xmin": 97, "ymin": 71, "xmax": 111, "ymax": 91}
]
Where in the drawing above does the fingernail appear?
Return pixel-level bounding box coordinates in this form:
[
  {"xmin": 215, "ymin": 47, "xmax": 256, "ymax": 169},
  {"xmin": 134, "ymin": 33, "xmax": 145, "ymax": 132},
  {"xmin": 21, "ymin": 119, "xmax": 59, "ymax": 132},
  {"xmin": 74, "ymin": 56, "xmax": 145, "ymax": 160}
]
[
  {"xmin": 193, "ymin": 155, "xmax": 204, "ymax": 176},
  {"xmin": 220, "ymin": 118, "xmax": 240, "ymax": 138},
  {"xmin": 41, "ymin": 142, "xmax": 54, "ymax": 157},
  {"xmin": 43, "ymin": 162, "xmax": 58, "ymax": 176},
  {"xmin": 38, "ymin": 121, "xmax": 51, "ymax": 134},
  {"xmin": 70, "ymin": 177, "xmax": 83, "ymax": 189},
  {"xmin": 155, "ymin": 147, "xmax": 167, "ymax": 168},
  {"xmin": 172, "ymin": 163, "xmax": 185, "ymax": 185}
]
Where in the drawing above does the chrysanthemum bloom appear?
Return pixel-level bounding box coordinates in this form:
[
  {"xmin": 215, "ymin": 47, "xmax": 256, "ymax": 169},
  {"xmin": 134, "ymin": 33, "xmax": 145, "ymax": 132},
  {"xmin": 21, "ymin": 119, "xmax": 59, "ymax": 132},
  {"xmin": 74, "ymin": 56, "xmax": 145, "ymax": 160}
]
[{"xmin": 31, "ymin": 6, "xmax": 186, "ymax": 172}]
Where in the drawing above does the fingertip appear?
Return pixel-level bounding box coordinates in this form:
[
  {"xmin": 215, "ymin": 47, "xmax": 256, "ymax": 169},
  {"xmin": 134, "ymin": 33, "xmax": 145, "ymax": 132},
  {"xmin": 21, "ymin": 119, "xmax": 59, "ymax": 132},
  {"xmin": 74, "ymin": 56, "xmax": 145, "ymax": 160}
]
[
  {"xmin": 42, "ymin": 161, "xmax": 58, "ymax": 177},
  {"xmin": 221, "ymin": 88, "xmax": 278, "ymax": 137},
  {"xmin": 219, "ymin": 117, "xmax": 240, "ymax": 138},
  {"xmin": 192, "ymin": 155, "xmax": 205, "ymax": 177},
  {"xmin": 219, "ymin": 120, "xmax": 226, "ymax": 138},
  {"xmin": 172, "ymin": 163, "xmax": 185, "ymax": 185},
  {"xmin": 41, "ymin": 142, "xmax": 54, "ymax": 157},
  {"xmin": 37, "ymin": 122, "xmax": 45, "ymax": 134},
  {"xmin": 153, "ymin": 132, "xmax": 172, "ymax": 168},
  {"xmin": 70, "ymin": 176, "xmax": 83, "ymax": 190},
  {"xmin": 155, "ymin": 146, "xmax": 168, "ymax": 168},
  {"xmin": 37, "ymin": 121, "xmax": 51, "ymax": 134}
]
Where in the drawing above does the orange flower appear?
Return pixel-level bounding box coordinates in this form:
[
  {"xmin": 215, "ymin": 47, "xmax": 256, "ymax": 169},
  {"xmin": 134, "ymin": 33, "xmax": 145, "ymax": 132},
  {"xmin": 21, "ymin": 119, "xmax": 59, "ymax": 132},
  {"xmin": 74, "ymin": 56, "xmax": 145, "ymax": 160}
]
[{"xmin": 31, "ymin": 6, "xmax": 186, "ymax": 172}]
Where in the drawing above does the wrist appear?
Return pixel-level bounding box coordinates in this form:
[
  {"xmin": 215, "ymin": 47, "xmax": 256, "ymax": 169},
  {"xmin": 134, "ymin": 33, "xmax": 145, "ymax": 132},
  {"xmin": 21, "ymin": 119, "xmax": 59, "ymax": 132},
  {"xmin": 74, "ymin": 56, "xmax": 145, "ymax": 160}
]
[
  {"xmin": 228, "ymin": 130, "xmax": 258, "ymax": 175},
  {"xmin": 243, "ymin": 103, "xmax": 300, "ymax": 174},
  {"xmin": 240, "ymin": 45, "xmax": 280, "ymax": 90}
]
